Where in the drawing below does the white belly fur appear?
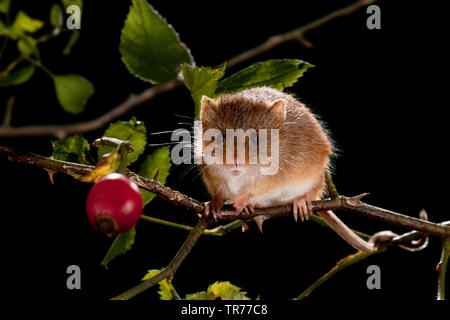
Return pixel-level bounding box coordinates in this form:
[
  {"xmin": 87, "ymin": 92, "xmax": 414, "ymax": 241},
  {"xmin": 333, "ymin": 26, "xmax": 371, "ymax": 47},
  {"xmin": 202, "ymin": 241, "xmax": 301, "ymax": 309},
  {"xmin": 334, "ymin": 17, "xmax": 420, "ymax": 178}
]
[{"xmin": 248, "ymin": 179, "xmax": 315, "ymax": 207}]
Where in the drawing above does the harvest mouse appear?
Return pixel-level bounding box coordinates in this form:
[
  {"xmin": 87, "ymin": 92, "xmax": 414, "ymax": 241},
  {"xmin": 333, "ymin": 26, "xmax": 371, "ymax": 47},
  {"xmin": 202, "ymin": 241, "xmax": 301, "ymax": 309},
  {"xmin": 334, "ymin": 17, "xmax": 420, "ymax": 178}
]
[{"xmin": 196, "ymin": 86, "xmax": 396, "ymax": 252}]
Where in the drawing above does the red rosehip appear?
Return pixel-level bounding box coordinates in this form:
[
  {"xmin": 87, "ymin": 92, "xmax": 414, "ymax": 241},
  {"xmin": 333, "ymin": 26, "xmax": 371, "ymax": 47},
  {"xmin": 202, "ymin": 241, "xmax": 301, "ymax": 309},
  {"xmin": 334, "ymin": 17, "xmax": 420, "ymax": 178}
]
[{"xmin": 86, "ymin": 173, "xmax": 143, "ymax": 237}]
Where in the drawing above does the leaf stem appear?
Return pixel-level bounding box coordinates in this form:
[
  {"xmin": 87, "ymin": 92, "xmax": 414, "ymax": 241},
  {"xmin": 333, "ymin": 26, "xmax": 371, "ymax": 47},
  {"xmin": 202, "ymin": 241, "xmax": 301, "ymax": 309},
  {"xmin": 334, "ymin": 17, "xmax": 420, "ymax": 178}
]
[
  {"xmin": 24, "ymin": 57, "xmax": 54, "ymax": 77},
  {"xmin": 140, "ymin": 214, "xmax": 241, "ymax": 236},
  {"xmin": 2, "ymin": 96, "xmax": 15, "ymax": 127}
]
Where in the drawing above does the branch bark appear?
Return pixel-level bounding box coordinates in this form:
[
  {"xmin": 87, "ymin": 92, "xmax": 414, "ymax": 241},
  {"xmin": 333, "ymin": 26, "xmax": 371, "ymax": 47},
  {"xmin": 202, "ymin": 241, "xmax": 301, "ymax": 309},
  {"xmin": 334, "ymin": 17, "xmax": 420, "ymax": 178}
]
[
  {"xmin": 437, "ymin": 238, "xmax": 450, "ymax": 300},
  {"xmin": 2, "ymin": 145, "xmax": 449, "ymax": 300},
  {"xmin": 0, "ymin": 0, "xmax": 378, "ymax": 139},
  {"xmin": 1, "ymin": 145, "xmax": 449, "ymax": 239},
  {"xmin": 226, "ymin": 0, "xmax": 379, "ymax": 68},
  {"xmin": 0, "ymin": 80, "xmax": 183, "ymax": 139}
]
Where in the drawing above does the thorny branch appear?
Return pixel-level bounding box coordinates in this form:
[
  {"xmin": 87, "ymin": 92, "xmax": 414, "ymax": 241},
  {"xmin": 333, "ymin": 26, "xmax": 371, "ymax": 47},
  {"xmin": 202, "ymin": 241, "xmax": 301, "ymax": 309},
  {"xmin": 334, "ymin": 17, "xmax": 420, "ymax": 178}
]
[
  {"xmin": 1, "ymin": 145, "xmax": 449, "ymax": 300},
  {"xmin": 0, "ymin": 0, "xmax": 378, "ymax": 139}
]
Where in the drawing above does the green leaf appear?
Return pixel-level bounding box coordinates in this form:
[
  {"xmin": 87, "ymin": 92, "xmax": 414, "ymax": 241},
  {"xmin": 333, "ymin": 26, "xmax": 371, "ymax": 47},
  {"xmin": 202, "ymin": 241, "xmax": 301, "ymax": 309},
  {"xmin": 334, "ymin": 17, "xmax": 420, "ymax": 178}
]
[
  {"xmin": 185, "ymin": 281, "xmax": 251, "ymax": 300},
  {"xmin": 142, "ymin": 269, "xmax": 176, "ymax": 300},
  {"xmin": 0, "ymin": 64, "xmax": 34, "ymax": 86},
  {"xmin": 138, "ymin": 147, "xmax": 171, "ymax": 206},
  {"xmin": 0, "ymin": 0, "xmax": 11, "ymax": 14},
  {"xmin": 10, "ymin": 11, "xmax": 44, "ymax": 35},
  {"xmin": 98, "ymin": 118, "xmax": 147, "ymax": 166},
  {"xmin": 184, "ymin": 291, "xmax": 210, "ymax": 300},
  {"xmin": 17, "ymin": 35, "xmax": 39, "ymax": 58},
  {"xmin": 182, "ymin": 64, "xmax": 226, "ymax": 119},
  {"xmin": 216, "ymin": 59, "xmax": 314, "ymax": 94},
  {"xmin": 62, "ymin": 0, "xmax": 83, "ymax": 10},
  {"xmin": 53, "ymin": 74, "xmax": 94, "ymax": 114},
  {"xmin": 120, "ymin": 0, "xmax": 193, "ymax": 83},
  {"xmin": 0, "ymin": 19, "xmax": 5, "ymax": 34},
  {"xmin": 207, "ymin": 281, "xmax": 250, "ymax": 300},
  {"xmin": 50, "ymin": 4, "xmax": 63, "ymax": 28},
  {"xmin": 100, "ymin": 227, "xmax": 136, "ymax": 269},
  {"xmin": 52, "ymin": 134, "xmax": 91, "ymax": 165},
  {"xmin": 63, "ymin": 30, "xmax": 79, "ymax": 55}
]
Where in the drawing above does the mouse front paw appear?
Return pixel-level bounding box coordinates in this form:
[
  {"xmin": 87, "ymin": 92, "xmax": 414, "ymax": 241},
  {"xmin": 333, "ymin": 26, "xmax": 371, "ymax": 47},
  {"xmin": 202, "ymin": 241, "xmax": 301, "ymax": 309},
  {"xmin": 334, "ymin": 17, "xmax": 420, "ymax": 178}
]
[
  {"xmin": 204, "ymin": 194, "xmax": 223, "ymax": 221},
  {"xmin": 292, "ymin": 194, "xmax": 313, "ymax": 222},
  {"xmin": 224, "ymin": 193, "xmax": 254, "ymax": 216}
]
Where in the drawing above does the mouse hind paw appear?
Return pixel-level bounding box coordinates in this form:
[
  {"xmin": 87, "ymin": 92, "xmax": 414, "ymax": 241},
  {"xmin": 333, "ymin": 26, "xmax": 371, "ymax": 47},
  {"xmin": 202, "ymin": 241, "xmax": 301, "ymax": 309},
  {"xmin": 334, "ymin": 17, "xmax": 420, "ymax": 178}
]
[{"xmin": 292, "ymin": 195, "xmax": 313, "ymax": 222}]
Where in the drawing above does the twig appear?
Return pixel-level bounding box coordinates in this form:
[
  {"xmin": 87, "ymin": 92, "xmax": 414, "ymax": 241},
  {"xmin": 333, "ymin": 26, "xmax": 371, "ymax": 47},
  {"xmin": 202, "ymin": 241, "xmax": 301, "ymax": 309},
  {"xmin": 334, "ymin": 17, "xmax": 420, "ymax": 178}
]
[
  {"xmin": 0, "ymin": 0, "xmax": 377, "ymax": 138},
  {"xmin": 0, "ymin": 79, "xmax": 183, "ymax": 139},
  {"xmin": 140, "ymin": 214, "xmax": 241, "ymax": 236},
  {"xmin": 325, "ymin": 171, "xmax": 339, "ymax": 199},
  {"xmin": 2, "ymin": 145, "xmax": 449, "ymax": 300},
  {"xmin": 296, "ymin": 221, "xmax": 440, "ymax": 300},
  {"xmin": 437, "ymin": 237, "xmax": 450, "ymax": 300},
  {"xmin": 1, "ymin": 145, "xmax": 449, "ymax": 239},
  {"xmin": 226, "ymin": 0, "xmax": 379, "ymax": 68},
  {"xmin": 112, "ymin": 217, "xmax": 212, "ymax": 300},
  {"xmin": 296, "ymin": 249, "xmax": 377, "ymax": 300}
]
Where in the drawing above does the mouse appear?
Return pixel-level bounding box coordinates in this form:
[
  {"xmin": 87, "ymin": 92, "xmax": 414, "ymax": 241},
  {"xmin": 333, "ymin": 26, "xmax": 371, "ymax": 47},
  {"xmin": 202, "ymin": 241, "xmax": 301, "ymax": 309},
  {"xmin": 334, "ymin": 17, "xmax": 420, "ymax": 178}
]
[{"xmin": 195, "ymin": 86, "xmax": 394, "ymax": 253}]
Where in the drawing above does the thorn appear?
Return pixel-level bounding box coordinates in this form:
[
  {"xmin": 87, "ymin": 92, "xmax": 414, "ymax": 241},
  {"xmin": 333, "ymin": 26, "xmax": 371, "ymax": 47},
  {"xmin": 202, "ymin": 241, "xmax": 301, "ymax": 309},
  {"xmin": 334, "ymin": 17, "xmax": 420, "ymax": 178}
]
[
  {"xmin": 45, "ymin": 169, "xmax": 56, "ymax": 185},
  {"xmin": 167, "ymin": 275, "xmax": 174, "ymax": 283},
  {"xmin": 253, "ymin": 216, "xmax": 267, "ymax": 233},
  {"xmin": 346, "ymin": 193, "xmax": 370, "ymax": 207},
  {"xmin": 153, "ymin": 168, "xmax": 160, "ymax": 181},
  {"xmin": 419, "ymin": 209, "xmax": 428, "ymax": 221},
  {"xmin": 241, "ymin": 220, "xmax": 249, "ymax": 232}
]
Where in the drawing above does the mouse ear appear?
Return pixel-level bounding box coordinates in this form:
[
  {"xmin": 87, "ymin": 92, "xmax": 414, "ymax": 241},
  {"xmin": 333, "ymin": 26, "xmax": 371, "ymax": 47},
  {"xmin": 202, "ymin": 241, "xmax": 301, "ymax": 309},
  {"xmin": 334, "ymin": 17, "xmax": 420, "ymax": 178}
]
[
  {"xmin": 200, "ymin": 96, "xmax": 218, "ymax": 120},
  {"xmin": 269, "ymin": 99, "xmax": 286, "ymax": 119}
]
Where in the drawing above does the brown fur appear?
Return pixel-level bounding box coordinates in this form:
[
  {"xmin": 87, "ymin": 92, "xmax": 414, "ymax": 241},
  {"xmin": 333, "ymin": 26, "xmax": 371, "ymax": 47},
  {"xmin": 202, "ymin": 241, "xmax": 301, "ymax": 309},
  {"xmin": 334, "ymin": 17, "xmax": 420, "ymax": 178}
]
[{"xmin": 199, "ymin": 87, "xmax": 333, "ymax": 202}]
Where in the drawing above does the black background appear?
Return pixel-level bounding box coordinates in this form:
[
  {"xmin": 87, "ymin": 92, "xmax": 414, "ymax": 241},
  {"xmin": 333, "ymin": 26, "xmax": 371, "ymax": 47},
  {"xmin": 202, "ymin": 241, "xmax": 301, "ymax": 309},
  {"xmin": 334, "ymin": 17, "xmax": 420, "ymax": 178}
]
[{"xmin": 1, "ymin": 0, "xmax": 449, "ymax": 309}]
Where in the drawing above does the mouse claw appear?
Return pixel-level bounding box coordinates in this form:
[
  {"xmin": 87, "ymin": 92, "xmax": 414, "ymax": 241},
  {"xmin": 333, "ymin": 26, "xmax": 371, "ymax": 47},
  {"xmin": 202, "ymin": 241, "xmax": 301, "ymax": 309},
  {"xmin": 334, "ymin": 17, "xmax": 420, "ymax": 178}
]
[{"xmin": 205, "ymin": 195, "xmax": 223, "ymax": 221}]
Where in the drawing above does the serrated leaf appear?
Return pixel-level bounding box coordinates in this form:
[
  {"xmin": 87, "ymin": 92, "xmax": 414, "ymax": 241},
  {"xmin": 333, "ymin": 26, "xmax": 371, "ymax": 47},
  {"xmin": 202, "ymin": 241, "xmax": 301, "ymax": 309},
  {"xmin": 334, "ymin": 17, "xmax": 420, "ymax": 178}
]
[
  {"xmin": 0, "ymin": 0, "xmax": 11, "ymax": 14},
  {"xmin": 142, "ymin": 269, "xmax": 176, "ymax": 300},
  {"xmin": 184, "ymin": 291, "xmax": 210, "ymax": 300},
  {"xmin": 182, "ymin": 64, "xmax": 226, "ymax": 119},
  {"xmin": 53, "ymin": 74, "xmax": 94, "ymax": 114},
  {"xmin": 98, "ymin": 118, "xmax": 147, "ymax": 166},
  {"xmin": 0, "ymin": 64, "xmax": 34, "ymax": 86},
  {"xmin": 50, "ymin": 4, "xmax": 63, "ymax": 28},
  {"xmin": 100, "ymin": 227, "xmax": 136, "ymax": 269},
  {"xmin": 184, "ymin": 281, "xmax": 250, "ymax": 300},
  {"xmin": 120, "ymin": 0, "xmax": 193, "ymax": 83},
  {"xmin": 63, "ymin": 30, "xmax": 79, "ymax": 55},
  {"xmin": 207, "ymin": 281, "xmax": 250, "ymax": 300},
  {"xmin": 216, "ymin": 59, "xmax": 313, "ymax": 94},
  {"xmin": 52, "ymin": 134, "xmax": 91, "ymax": 165},
  {"xmin": 10, "ymin": 11, "xmax": 44, "ymax": 35},
  {"xmin": 138, "ymin": 147, "xmax": 171, "ymax": 206}
]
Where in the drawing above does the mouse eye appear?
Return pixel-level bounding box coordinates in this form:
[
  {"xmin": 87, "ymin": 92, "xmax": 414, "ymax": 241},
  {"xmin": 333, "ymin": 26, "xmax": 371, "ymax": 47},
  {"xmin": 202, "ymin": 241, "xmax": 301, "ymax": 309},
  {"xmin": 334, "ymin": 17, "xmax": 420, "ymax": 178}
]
[{"xmin": 249, "ymin": 132, "xmax": 258, "ymax": 145}]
